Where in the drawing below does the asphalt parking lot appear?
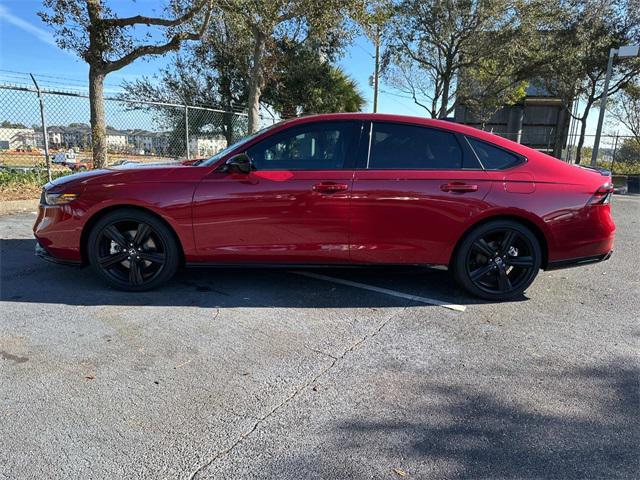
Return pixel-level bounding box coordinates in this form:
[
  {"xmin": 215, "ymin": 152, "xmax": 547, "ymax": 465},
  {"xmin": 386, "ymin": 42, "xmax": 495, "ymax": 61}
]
[{"xmin": 1, "ymin": 196, "xmax": 638, "ymax": 480}]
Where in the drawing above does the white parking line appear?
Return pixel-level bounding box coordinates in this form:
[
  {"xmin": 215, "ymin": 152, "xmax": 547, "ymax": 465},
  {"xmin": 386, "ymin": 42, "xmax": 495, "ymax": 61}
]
[{"xmin": 291, "ymin": 271, "xmax": 466, "ymax": 312}]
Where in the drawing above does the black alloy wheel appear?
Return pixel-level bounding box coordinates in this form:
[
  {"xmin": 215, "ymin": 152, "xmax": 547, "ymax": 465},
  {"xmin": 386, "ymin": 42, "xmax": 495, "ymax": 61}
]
[
  {"xmin": 453, "ymin": 220, "xmax": 541, "ymax": 300},
  {"xmin": 87, "ymin": 209, "xmax": 179, "ymax": 291}
]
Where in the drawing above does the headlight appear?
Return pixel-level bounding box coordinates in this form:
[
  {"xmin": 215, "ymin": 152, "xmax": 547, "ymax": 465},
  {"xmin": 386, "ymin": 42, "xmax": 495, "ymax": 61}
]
[{"xmin": 43, "ymin": 191, "xmax": 78, "ymax": 205}]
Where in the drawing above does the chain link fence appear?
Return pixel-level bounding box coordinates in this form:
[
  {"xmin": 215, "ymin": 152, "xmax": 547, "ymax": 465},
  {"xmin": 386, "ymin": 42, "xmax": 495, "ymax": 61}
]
[
  {"xmin": 0, "ymin": 80, "xmax": 277, "ymax": 176},
  {"xmin": 1, "ymin": 75, "xmax": 638, "ymax": 178}
]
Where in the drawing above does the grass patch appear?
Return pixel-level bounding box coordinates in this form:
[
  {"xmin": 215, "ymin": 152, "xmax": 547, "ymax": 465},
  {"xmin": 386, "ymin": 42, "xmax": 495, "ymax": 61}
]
[{"xmin": 0, "ymin": 169, "xmax": 71, "ymax": 201}]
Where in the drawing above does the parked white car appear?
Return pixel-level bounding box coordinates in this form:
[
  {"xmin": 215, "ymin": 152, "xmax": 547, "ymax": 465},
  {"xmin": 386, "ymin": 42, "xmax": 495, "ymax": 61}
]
[{"xmin": 52, "ymin": 150, "xmax": 78, "ymax": 165}]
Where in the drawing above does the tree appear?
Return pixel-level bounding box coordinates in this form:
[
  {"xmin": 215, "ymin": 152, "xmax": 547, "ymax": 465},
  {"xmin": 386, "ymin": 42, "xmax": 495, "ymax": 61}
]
[
  {"xmin": 455, "ymin": 58, "xmax": 529, "ymax": 128},
  {"xmin": 122, "ymin": 34, "xmax": 363, "ymax": 148},
  {"xmin": 357, "ymin": 0, "xmax": 394, "ymax": 112},
  {"xmin": 1, "ymin": 121, "xmax": 28, "ymax": 129},
  {"xmin": 263, "ymin": 40, "xmax": 365, "ymax": 117},
  {"xmin": 39, "ymin": 0, "xmax": 214, "ymax": 167},
  {"xmin": 616, "ymin": 137, "xmax": 640, "ymax": 163},
  {"xmin": 120, "ymin": 10, "xmax": 252, "ymax": 149},
  {"xmin": 220, "ymin": 0, "xmax": 359, "ymax": 133},
  {"xmin": 382, "ymin": 0, "xmax": 528, "ymax": 119},
  {"xmin": 539, "ymin": 0, "xmax": 640, "ymax": 164},
  {"xmin": 609, "ymin": 82, "xmax": 640, "ymax": 147}
]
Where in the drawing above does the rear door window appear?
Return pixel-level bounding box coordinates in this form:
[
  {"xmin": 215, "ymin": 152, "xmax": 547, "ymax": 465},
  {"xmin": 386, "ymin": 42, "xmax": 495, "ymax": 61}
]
[{"xmin": 368, "ymin": 122, "xmax": 463, "ymax": 170}]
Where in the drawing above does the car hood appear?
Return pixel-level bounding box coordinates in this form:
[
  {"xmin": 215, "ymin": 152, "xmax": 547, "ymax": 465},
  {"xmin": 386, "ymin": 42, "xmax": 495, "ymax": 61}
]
[
  {"xmin": 46, "ymin": 162, "xmax": 207, "ymax": 191},
  {"xmin": 47, "ymin": 168, "xmax": 114, "ymax": 190}
]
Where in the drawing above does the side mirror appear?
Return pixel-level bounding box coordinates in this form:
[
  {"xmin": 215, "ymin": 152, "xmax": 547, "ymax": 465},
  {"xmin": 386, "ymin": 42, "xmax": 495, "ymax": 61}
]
[{"xmin": 223, "ymin": 153, "xmax": 253, "ymax": 174}]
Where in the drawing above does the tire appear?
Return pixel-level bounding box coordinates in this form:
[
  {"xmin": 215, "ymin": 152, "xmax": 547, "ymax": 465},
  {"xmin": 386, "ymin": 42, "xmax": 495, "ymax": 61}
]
[
  {"xmin": 87, "ymin": 208, "xmax": 180, "ymax": 291},
  {"xmin": 452, "ymin": 220, "xmax": 542, "ymax": 301}
]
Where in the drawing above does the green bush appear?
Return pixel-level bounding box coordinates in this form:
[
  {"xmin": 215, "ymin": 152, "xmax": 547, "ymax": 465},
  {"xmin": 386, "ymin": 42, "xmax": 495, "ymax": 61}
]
[
  {"xmin": 0, "ymin": 169, "xmax": 69, "ymax": 187},
  {"xmin": 0, "ymin": 169, "xmax": 71, "ymax": 199}
]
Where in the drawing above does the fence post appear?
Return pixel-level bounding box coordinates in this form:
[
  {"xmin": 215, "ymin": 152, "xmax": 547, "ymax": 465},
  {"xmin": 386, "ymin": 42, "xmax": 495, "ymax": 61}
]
[
  {"xmin": 184, "ymin": 106, "xmax": 190, "ymax": 160},
  {"xmin": 29, "ymin": 74, "xmax": 51, "ymax": 182},
  {"xmin": 610, "ymin": 133, "xmax": 619, "ymax": 174}
]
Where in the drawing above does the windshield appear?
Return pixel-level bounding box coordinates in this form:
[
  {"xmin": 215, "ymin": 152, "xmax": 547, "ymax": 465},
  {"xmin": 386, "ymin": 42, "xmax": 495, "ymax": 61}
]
[{"xmin": 197, "ymin": 123, "xmax": 279, "ymax": 166}]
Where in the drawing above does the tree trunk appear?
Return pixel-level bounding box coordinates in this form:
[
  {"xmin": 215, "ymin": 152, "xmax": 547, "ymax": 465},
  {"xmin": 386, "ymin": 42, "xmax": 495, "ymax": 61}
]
[
  {"xmin": 89, "ymin": 66, "xmax": 107, "ymax": 168},
  {"xmin": 220, "ymin": 78, "xmax": 235, "ymax": 145},
  {"xmin": 223, "ymin": 111, "xmax": 234, "ymax": 145},
  {"xmin": 247, "ymin": 31, "xmax": 266, "ymax": 134},
  {"xmin": 439, "ymin": 75, "xmax": 451, "ymax": 119},
  {"xmin": 574, "ymin": 103, "xmax": 592, "ymax": 164}
]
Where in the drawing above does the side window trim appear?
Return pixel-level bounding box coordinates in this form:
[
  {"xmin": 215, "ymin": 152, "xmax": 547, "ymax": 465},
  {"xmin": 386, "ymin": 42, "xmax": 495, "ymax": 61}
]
[
  {"xmin": 365, "ymin": 121, "xmax": 374, "ymax": 169},
  {"xmin": 463, "ymin": 135, "xmax": 486, "ymax": 170},
  {"xmin": 456, "ymin": 132, "xmax": 483, "ymax": 170}
]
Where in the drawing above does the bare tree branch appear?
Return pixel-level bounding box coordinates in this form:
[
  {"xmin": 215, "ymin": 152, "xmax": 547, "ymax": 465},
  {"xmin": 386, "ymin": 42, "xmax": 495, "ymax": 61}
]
[
  {"xmin": 100, "ymin": 0, "xmax": 211, "ymax": 27},
  {"xmin": 104, "ymin": 2, "xmax": 214, "ymax": 73}
]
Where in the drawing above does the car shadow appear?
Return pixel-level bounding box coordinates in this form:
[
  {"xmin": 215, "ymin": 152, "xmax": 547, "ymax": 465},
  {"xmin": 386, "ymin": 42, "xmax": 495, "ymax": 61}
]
[
  {"xmin": 1, "ymin": 239, "xmax": 527, "ymax": 308},
  {"xmin": 255, "ymin": 361, "xmax": 639, "ymax": 479}
]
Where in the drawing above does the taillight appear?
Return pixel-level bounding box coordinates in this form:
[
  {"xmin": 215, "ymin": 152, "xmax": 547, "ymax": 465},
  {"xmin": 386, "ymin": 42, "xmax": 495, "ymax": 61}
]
[{"xmin": 588, "ymin": 183, "xmax": 614, "ymax": 205}]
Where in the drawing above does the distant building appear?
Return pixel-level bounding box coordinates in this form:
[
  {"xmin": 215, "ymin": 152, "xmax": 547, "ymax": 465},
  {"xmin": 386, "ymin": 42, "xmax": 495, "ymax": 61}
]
[
  {"xmin": 454, "ymin": 82, "xmax": 571, "ymax": 159},
  {"xmin": 61, "ymin": 124, "xmax": 92, "ymax": 150},
  {"xmin": 105, "ymin": 127, "xmax": 128, "ymax": 151},
  {"xmin": 125, "ymin": 129, "xmax": 155, "ymax": 153},
  {"xmin": 0, "ymin": 127, "xmax": 36, "ymax": 149},
  {"xmin": 189, "ymin": 135, "xmax": 227, "ymax": 158},
  {"xmin": 34, "ymin": 126, "xmax": 64, "ymax": 149}
]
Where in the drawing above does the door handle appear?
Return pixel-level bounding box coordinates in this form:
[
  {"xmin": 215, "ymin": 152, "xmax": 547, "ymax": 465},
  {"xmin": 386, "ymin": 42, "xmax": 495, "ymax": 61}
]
[
  {"xmin": 312, "ymin": 182, "xmax": 349, "ymax": 194},
  {"xmin": 440, "ymin": 182, "xmax": 479, "ymax": 193}
]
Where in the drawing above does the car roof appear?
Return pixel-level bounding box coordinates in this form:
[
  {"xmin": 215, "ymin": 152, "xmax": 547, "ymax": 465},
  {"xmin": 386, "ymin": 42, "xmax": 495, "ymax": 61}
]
[{"xmin": 276, "ymin": 113, "xmax": 535, "ymax": 158}]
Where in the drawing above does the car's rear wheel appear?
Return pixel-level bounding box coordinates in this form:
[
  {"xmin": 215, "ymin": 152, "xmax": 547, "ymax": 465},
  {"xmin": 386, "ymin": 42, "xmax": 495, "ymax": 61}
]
[
  {"xmin": 87, "ymin": 209, "xmax": 179, "ymax": 291},
  {"xmin": 453, "ymin": 220, "xmax": 541, "ymax": 301}
]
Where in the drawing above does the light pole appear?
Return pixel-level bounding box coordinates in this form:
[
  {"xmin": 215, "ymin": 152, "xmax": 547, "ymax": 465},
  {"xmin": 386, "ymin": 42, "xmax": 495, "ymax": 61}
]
[{"xmin": 591, "ymin": 45, "xmax": 640, "ymax": 167}]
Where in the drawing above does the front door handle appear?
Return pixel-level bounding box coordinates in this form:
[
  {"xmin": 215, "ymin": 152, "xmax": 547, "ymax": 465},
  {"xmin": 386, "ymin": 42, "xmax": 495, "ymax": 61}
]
[
  {"xmin": 312, "ymin": 182, "xmax": 349, "ymax": 194},
  {"xmin": 440, "ymin": 182, "xmax": 479, "ymax": 193}
]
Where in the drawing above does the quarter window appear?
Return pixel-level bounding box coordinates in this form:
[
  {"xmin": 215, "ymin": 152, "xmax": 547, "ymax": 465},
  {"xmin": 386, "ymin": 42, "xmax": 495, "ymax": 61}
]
[
  {"xmin": 368, "ymin": 123, "xmax": 463, "ymax": 170},
  {"xmin": 466, "ymin": 137, "xmax": 523, "ymax": 170},
  {"xmin": 247, "ymin": 122, "xmax": 357, "ymax": 170}
]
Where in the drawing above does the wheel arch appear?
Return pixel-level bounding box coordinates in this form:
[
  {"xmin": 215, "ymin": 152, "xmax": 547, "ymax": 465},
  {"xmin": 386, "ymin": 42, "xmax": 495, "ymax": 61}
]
[
  {"xmin": 80, "ymin": 204, "xmax": 185, "ymax": 265},
  {"xmin": 449, "ymin": 214, "xmax": 550, "ymax": 269}
]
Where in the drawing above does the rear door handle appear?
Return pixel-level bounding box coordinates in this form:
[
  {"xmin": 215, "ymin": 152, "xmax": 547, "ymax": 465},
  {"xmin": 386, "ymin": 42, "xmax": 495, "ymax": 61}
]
[
  {"xmin": 312, "ymin": 182, "xmax": 349, "ymax": 194},
  {"xmin": 440, "ymin": 182, "xmax": 478, "ymax": 193}
]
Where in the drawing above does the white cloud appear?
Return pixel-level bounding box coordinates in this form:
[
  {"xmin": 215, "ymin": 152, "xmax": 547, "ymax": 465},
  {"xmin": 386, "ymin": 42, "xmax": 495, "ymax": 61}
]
[{"xmin": 0, "ymin": 3, "xmax": 58, "ymax": 48}]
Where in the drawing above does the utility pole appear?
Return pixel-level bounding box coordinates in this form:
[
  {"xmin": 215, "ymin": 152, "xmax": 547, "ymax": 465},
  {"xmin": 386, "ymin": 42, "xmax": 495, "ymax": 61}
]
[
  {"xmin": 591, "ymin": 45, "xmax": 640, "ymax": 166},
  {"xmin": 373, "ymin": 25, "xmax": 380, "ymax": 113}
]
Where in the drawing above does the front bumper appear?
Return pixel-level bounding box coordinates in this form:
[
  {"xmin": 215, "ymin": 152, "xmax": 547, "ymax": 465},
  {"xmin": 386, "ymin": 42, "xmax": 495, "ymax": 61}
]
[
  {"xmin": 35, "ymin": 241, "xmax": 82, "ymax": 267},
  {"xmin": 545, "ymin": 250, "xmax": 613, "ymax": 270}
]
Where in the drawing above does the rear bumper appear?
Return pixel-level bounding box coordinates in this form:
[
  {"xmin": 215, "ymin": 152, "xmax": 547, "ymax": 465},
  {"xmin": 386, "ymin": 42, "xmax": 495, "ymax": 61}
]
[
  {"xmin": 35, "ymin": 241, "xmax": 82, "ymax": 267},
  {"xmin": 545, "ymin": 250, "xmax": 613, "ymax": 271}
]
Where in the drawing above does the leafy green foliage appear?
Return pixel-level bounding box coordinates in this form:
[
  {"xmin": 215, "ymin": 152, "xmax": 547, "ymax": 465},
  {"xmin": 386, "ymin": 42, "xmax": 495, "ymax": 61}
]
[
  {"xmin": 0, "ymin": 169, "xmax": 70, "ymax": 199},
  {"xmin": 263, "ymin": 41, "xmax": 364, "ymax": 116},
  {"xmin": 536, "ymin": 0, "xmax": 640, "ymax": 163}
]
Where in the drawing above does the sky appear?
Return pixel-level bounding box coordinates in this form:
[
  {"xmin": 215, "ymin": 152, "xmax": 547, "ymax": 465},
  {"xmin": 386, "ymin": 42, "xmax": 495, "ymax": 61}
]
[{"xmin": 0, "ymin": 0, "xmax": 625, "ymax": 144}]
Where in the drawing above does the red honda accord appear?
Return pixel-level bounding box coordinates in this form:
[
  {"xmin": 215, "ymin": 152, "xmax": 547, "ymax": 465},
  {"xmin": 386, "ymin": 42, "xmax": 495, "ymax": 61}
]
[{"xmin": 33, "ymin": 113, "xmax": 615, "ymax": 300}]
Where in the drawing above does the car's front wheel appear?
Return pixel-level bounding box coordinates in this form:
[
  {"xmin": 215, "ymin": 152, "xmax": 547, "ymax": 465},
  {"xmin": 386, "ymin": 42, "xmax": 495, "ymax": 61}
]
[
  {"xmin": 87, "ymin": 209, "xmax": 180, "ymax": 291},
  {"xmin": 452, "ymin": 220, "xmax": 542, "ymax": 301}
]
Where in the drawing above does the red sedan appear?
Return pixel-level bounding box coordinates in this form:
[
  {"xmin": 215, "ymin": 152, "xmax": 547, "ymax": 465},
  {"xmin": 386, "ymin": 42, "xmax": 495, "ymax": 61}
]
[{"xmin": 33, "ymin": 113, "xmax": 615, "ymax": 300}]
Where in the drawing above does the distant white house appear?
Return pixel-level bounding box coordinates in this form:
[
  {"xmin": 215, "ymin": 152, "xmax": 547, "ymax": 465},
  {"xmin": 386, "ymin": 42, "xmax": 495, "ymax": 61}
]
[
  {"xmin": 0, "ymin": 127, "xmax": 36, "ymax": 149},
  {"xmin": 33, "ymin": 126, "xmax": 64, "ymax": 149},
  {"xmin": 125, "ymin": 129, "xmax": 155, "ymax": 153},
  {"xmin": 105, "ymin": 128, "xmax": 128, "ymax": 151},
  {"xmin": 189, "ymin": 135, "xmax": 227, "ymax": 158}
]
